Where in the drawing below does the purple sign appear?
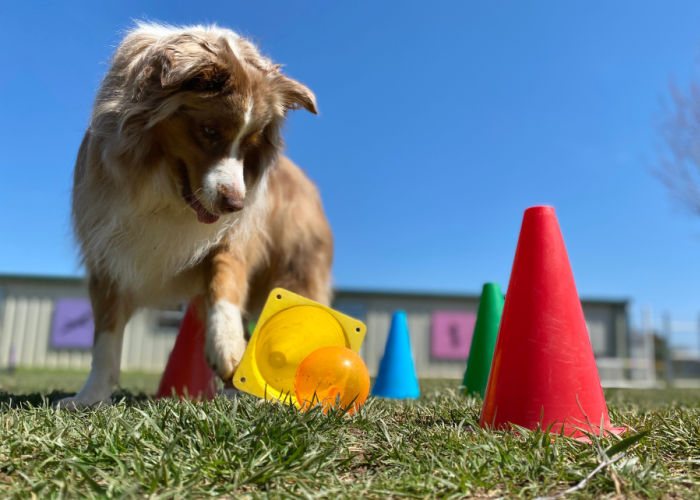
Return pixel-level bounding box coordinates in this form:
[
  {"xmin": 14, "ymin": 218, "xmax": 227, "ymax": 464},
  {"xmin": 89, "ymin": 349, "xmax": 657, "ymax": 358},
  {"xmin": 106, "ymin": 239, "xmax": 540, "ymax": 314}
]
[
  {"xmin": 431, "ymin": 310, "xmax": 477, "ymax": 360},
  {"xmin": 50, "ymin": 298, "xmax": 94, "ymax": 349}
]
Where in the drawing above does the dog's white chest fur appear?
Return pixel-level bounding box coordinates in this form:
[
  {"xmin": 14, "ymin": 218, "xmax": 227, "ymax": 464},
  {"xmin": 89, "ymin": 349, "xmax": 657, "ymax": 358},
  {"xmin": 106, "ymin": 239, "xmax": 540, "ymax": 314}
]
[
  {"xmin": 96, "ymin": 206, "xmax": 233, "ymax": 301},
  {"xmin": 76, "ymin": 159, "xmax": 267, "ymax": 306}
]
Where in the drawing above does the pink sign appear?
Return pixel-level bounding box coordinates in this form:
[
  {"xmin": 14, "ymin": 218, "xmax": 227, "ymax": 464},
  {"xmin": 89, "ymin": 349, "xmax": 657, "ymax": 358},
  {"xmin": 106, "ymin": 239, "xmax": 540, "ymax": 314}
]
[{"xmin": 431, "ymin": 310, "xmax": 477, "ymax": 360}]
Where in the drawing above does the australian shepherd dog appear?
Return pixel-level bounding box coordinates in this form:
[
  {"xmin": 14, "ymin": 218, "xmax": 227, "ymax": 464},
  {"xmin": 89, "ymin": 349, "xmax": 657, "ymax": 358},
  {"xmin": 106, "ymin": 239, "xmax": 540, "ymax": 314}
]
[{"xmin": 59, "ymin": 23, "xmax": 333, "ymax": 408}]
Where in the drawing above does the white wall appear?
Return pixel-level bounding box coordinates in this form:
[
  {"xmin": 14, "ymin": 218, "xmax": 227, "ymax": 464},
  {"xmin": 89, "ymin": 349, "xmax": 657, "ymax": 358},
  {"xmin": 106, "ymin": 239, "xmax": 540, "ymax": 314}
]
[
  {"xmin": 0, "ymin": 277, "xmax": 629, "ymax": 379},
  {"xmin": 0, "ymin": 278, "xmax": 175, "ymax": 371}
]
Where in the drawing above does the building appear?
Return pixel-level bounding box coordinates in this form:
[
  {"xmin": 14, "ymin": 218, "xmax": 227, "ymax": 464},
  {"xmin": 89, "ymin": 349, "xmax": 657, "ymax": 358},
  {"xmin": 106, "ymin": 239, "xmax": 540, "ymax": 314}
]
[{"xmin": 0, "ymin": 274, "xmax": 630, "ymax": 382}]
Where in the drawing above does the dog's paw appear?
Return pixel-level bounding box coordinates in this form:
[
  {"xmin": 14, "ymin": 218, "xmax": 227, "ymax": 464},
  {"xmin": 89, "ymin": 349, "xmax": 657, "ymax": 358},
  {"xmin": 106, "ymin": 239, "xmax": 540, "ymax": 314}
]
[
  {"xmin": 205, "ymin": 301, "xmax": 248, "ymax": 380},
  {"xmin": 55, "ymin": 395, "xmax": 111, "ymax": 410},
  {"xmin": 219, "ymin": 386, "xmax": 241, "ymax": 399}
]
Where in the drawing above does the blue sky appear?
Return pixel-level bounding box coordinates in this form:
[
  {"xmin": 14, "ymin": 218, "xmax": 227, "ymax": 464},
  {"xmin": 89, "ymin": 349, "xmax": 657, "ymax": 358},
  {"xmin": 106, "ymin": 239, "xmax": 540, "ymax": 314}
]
[{"xmin": 2, "ymin": 1, "xmax": 700, "ymax": 348}]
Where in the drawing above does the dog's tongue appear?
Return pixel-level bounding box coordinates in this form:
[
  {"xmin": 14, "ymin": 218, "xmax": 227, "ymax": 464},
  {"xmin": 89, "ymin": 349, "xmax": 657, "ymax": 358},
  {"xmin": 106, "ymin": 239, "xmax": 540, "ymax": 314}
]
[
  {"xmin": 186, "ymin": 193, "xmax": 220, "ymax": 224},
  {"xmin": 197, "ymin": 206, "xmax": 220, "ymax": 224}
]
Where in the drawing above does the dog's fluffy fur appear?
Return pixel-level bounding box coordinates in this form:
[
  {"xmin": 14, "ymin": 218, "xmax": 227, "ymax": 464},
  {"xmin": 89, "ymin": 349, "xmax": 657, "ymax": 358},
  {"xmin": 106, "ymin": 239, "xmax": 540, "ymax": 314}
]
[{"xmin": 60, "ymin": 23, "xmax": 333, "ymax": 408}]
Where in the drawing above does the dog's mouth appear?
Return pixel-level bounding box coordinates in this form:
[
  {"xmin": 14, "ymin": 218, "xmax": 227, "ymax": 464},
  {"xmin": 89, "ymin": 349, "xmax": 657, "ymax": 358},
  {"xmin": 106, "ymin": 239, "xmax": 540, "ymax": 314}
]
[{"xmin": 179, "ymin": 161, "xmax": 220, "ymax": 224}]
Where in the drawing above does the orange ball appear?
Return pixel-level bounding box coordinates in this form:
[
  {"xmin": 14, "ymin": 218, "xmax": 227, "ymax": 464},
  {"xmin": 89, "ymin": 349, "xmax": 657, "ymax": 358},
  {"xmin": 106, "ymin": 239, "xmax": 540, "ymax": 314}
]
[{"xmin": 294, "ymin": 346, "xmax": 370, "ymax": 415}]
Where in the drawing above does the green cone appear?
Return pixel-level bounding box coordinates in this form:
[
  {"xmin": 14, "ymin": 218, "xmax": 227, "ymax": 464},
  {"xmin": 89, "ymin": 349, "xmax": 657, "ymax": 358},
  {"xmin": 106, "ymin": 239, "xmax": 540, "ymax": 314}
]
[{"xmin": 462, "ymin": 283, "xmax": 504, "ymax": 398}]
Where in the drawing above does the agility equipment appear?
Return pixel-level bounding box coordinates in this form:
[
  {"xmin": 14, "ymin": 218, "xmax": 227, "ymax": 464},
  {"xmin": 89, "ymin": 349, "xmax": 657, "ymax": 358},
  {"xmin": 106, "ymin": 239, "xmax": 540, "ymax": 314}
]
[
  {"xmin": 479, "ymin": 206, "xmax": 625, "ymax": 439},
  {"xmin": 371, "ymin": 310, "xmax": 420, "ymax": 399},
  {"xmin": 155, "ymin": 296, "xmax": 217, "ymax": 400},
  {"xmin": 294, "ymin": 345, "xmax": 370, "ymax": 415},
  {"xmin": 462, "ymin": 282, "xmax": 504, "ymax": 398},
  {"xmin": 233, "ymin": 288, "xmax": 367, "ymax": 407}
]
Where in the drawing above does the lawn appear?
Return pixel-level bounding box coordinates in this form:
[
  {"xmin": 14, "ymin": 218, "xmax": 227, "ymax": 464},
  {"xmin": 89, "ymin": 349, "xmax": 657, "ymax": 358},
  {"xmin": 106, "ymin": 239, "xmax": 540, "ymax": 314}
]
[{"xmin": 0, "ymin": 369, "xmax": 698, "ymax": 498}]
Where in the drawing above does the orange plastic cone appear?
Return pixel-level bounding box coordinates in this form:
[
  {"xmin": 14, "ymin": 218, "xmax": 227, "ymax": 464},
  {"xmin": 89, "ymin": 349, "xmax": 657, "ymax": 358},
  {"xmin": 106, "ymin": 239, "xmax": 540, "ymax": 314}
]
[
  {"xmin": 479, "ymin": 206, "xmax": 625, "ymax": 439},
  {"xmin": 156, "ymin": 296, "xmax": 217, "ymax": 400}
]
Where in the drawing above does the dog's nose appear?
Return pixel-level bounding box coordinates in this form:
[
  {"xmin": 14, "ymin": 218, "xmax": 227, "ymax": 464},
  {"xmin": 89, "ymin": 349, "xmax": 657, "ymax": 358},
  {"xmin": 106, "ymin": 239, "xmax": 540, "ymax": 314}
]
[{"xmin": 220, "ymin": 194, "xmax": 244, "ymax": 213}]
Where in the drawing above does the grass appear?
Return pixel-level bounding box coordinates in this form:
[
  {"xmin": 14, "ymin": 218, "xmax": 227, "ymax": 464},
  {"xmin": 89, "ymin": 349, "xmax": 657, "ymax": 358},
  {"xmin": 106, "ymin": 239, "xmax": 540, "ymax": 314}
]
[{"xmin": 0, "ymin": 370, "xmax": 698, "ymax": 498}]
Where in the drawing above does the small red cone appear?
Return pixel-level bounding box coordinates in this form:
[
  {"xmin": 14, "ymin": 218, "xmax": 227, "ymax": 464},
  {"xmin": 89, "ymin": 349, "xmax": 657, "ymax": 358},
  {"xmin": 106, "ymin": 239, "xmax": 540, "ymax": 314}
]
[
  {"xmin": 156, "ymin": 296, "xmax": 217, "ymax": 400},
  {"xmin": 480, "ymin": 206, "xmax": 625, "ymax": 439}
]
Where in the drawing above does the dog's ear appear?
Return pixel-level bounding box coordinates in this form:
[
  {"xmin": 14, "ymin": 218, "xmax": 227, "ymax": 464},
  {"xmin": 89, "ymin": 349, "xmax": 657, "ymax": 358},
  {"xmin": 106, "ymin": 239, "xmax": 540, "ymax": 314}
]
[
  {"xmin": 231, "ymin": 37, "xmax": 316, "ymax": 114},
  {"xmin": 159, "ymin": 51, "xmax": 233, "ymax": 93},
  {"xmin": 135, "ymin": 42, "xmax": 237, "ymax": 100},
  {"xmin": 273, "ymin": 75, "xmax": 318, "ymax": 115}
]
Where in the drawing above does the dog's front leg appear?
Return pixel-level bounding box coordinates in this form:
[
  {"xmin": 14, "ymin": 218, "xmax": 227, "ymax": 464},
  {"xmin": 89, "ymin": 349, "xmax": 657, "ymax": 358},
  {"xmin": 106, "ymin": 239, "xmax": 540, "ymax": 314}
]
[
  {"xmin": 57, "ymin": 275, "xmax": 131, "ymax": 409},
  {"xmin": 205, "ymin": 250, "xmax": 249, "ymax": 381}
]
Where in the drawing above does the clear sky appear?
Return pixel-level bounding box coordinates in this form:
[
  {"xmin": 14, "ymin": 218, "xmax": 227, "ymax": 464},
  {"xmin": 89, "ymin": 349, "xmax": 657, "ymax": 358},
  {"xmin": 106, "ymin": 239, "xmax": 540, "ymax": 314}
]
[{"xmin": 2, "ymin": 1, "xmax": 700, "ymax": 348}]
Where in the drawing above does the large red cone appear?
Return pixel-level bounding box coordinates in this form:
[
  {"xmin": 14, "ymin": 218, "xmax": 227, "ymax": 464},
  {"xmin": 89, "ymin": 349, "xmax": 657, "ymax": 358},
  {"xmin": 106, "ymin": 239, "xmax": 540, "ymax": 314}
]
[
  {"xmin": 479, "ymin": 206, "xmax": 625, "ymax": 439},
  {"xmin": 156, "ymin": 296, "xmax": 217, "ymax": 400}
]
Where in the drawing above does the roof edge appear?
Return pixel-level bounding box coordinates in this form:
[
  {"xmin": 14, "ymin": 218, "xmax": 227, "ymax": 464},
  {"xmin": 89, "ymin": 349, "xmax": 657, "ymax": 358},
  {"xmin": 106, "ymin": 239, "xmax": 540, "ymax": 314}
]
[{"xmin": 0, "ymin": 273, "xmax": 629, "ymax": 306}]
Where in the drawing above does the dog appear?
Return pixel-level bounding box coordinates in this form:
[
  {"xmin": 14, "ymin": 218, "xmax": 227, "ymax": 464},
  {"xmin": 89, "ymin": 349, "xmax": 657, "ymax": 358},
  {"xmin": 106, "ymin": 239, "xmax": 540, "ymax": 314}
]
[{"xmin": 59, "ymin": 22, "xmax": 333, "ymax": 408}]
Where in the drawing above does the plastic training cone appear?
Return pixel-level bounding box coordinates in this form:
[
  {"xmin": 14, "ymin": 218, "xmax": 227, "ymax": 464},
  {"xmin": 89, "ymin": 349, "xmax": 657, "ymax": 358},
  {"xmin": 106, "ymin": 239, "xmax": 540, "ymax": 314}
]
[
  {"xmin": 233, "ymin": 288, "xmax": 366, "ymax": 406},
  {"xmin": 462, "ymin": 283, "xmax": 504, "ymax": 398},
  {"xmin": 479, "ymin": 206, "xmax": 625, "ymax": 439},
  {"xmin": 371, "ymin": 311, "xmax": 420, "ymax": 399},
  {"xmin": 156, "ymin": 296, "xmax": 217, "ymax": 400}
]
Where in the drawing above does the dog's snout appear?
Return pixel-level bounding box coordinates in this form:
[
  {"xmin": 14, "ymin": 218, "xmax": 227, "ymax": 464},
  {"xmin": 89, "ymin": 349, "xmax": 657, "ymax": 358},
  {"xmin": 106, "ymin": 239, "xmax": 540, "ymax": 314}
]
[{"xmin": 220, "ymin": 194, "xmax": 245, "ymax": 213}]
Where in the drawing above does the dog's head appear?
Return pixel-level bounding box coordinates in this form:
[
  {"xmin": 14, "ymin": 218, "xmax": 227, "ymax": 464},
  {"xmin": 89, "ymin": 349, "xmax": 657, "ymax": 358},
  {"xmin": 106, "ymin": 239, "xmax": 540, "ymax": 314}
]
[{"xmin": 96, "ymin": 23, "xmax": 316, "ymax": 223}]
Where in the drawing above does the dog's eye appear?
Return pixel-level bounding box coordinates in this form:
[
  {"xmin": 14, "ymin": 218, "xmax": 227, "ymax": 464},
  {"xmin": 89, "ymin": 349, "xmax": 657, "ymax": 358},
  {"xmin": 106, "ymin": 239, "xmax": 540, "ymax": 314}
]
[{"xmin": 202, "ymin": 126, "xmax": 219, "ymax": 139}]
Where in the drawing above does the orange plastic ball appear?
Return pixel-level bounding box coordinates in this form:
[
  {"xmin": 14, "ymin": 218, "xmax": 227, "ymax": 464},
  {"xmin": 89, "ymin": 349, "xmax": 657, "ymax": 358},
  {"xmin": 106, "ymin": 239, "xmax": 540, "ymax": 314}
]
[{"xmin": 294, "ymin": 346, "xmax": 370, "ymax": 415}]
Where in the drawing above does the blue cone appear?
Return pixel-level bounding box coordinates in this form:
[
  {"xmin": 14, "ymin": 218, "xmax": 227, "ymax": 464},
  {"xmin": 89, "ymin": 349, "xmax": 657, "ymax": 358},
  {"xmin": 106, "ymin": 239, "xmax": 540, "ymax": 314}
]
[{"xmin": 371, "ymin": 310, "xmax": 420, "ymax": 399}]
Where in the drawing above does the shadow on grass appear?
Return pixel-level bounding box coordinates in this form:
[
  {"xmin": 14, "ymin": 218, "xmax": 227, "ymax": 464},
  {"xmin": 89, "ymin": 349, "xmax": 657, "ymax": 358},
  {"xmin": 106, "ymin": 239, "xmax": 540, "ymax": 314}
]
[{"xmin": 0, "ymin": 389, "xmax": 153, "ymax": 409}]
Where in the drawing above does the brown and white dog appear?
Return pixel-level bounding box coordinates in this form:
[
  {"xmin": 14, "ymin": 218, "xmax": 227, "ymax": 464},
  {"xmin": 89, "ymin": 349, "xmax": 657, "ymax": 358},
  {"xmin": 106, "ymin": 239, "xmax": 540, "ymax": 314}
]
[{"xmin": 59, "ymin": 23, "xmax": 333, "ymax": 408}]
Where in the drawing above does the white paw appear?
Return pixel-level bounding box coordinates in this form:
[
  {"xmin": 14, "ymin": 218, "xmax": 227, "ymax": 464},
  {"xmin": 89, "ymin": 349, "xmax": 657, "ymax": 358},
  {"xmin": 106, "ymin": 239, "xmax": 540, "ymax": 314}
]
[
  {"xmin": 55, "ymin": 394, "xmax": 111, "ymax": 410},
  {"xmin": 55, "ymin": 366, "xmax": 116, "ymax": 410},
  {"xmin": 205, "ymin": 301, "xmax": 248, "ymax": 380},
  {"xmin": 219, "ymin": 386, "xmax": 241, "ymax": 399}
]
